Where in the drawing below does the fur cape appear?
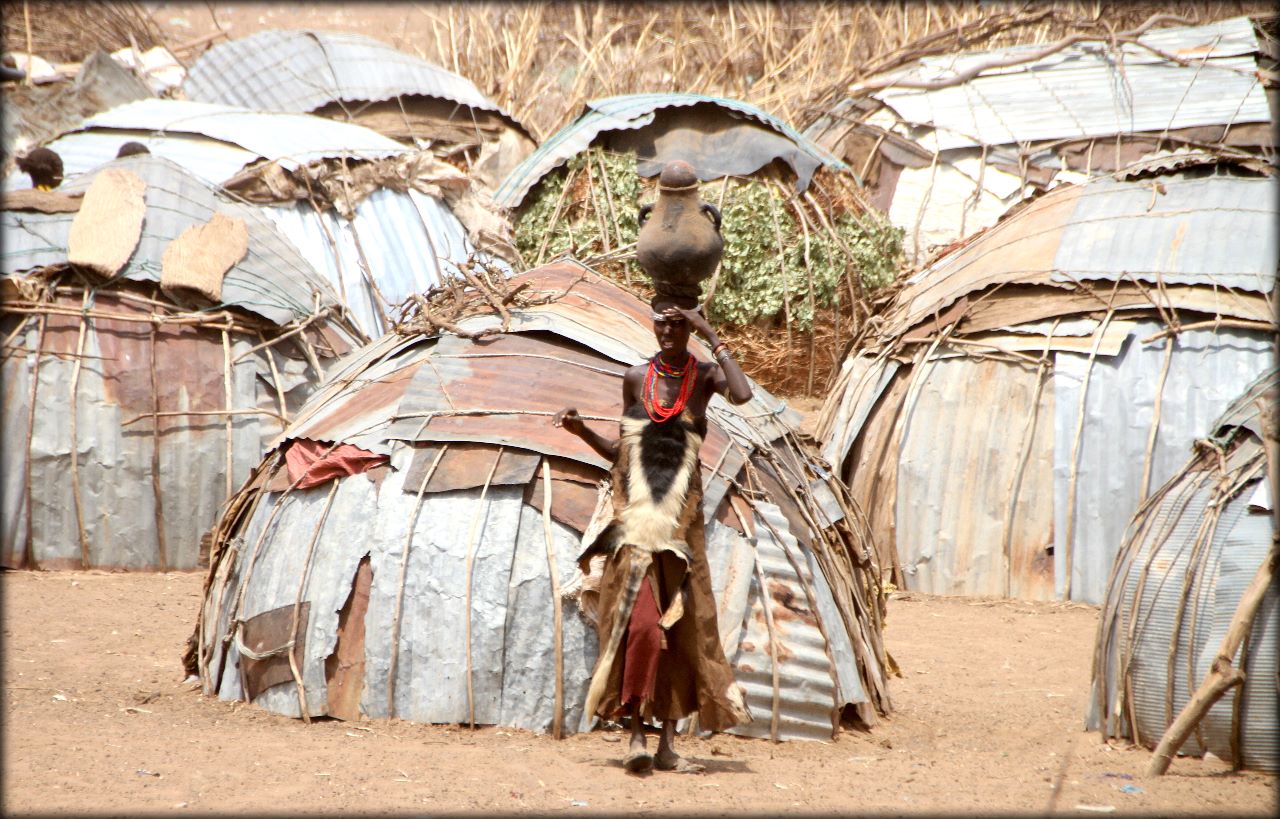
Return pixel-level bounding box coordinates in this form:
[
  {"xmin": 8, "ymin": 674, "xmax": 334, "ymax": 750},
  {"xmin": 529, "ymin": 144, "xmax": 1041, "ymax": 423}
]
[{"xmin": 577, "ymin": 404, "xmax": 751, "ymax": 731}]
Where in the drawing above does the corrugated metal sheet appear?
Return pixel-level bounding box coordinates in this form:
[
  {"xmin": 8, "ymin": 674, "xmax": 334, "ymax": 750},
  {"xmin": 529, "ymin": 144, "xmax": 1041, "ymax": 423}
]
[
  {"xmin": 261, "ymin": 188, "xmax": 494, "ymax": 338},
  {"xmin": 3, "ymin": 154, "xmax": 344, "ymax": 326},
  {"xmin": 895, "ymin": 355, "xmax": 1057, "ymax": 600},
  {"xmin": 494, "ymin": 93, "xmax": 846, "ymax": 208},
  {"xmin": 883, "ymin": 171, "xmax": 1278, "ymax": 337},
  {"xmin": 1, "ymin": 290, "xmax": 325, "ymax": 570},
  {"xmin": 726, "ymin": 501, "xmax": 843, "ymax": 741},
  {"xmin": 1051, "ymin": 174, "xmax": 1278, "ymax": 291},
  {"xmin": 182, "ymin": 29, "xmax": 525, "ymax": 132},
  {"xmin": 1090, "ymin": 371, "xmax": 1277, "ymax": 771},
  {"xmin": 196, "ymin": 262, "xmax": 883, "ymax": 740},
  {"xmin": 874, "ymin": 17, "xmax": 1269, "ymax": 150},
  {"xmin": 1051, "ymin": 322, "xmax": 1274, "ymax": 603}
]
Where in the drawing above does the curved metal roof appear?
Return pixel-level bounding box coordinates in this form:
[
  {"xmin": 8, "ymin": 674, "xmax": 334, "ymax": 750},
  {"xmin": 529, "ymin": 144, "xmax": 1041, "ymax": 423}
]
[
  {"xmin": 884, "ymin": 169, "xmax": 1279, "ymax": 337},
  {"xmin": 869, "ymin": 16, "xmax": 1270, "ymax": 151},
  {"xmin": 182, "ymin": 29, "xmax": 528, "ymax": 136},
  {"xmin": 494, "ymin": 93, "xmax": 847, "ymax": 209},
  {"xmin": 2, "ymin": 154, "xmax": 343, "ymax": 326}
]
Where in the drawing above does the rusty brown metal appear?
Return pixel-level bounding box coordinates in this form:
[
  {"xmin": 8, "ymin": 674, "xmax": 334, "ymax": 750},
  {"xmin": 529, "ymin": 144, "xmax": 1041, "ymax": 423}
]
[
  {"xmin": 325, "ymin": 557, "xmax": 372, "ymax": 721},
  {"xmin": 403, "ymin": 442, "xmax": 541, "ymax": 494},
  {"xmin": 240, "ymin": 601, "xmax": 310, "ymax": 702}
]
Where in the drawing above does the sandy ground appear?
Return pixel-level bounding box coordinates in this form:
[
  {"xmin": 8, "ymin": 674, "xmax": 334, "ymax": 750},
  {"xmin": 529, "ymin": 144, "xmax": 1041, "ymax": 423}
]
[{"xmin": 3, "ymin": 569, "xmax": 1274, "ymax": 816}]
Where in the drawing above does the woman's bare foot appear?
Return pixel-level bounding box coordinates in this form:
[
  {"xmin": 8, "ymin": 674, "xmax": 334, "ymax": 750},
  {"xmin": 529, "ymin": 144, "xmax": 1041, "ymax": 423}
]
[{"xmin": 654, "ymin": 749, "xmax": 705, "ymax": 773}]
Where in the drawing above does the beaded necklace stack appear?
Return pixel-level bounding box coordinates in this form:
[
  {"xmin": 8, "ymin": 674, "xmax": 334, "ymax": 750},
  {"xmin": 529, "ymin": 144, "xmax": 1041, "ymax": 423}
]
[{"xmin": 643, "ymin": 352, "xmax": 697, "ymax": 423}]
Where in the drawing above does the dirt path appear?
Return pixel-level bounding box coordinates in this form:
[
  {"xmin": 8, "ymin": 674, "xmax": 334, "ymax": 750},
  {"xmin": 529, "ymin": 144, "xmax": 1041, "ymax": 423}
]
[{"xmin": 3, "ymin": 570, "xmax": 1271, "ymax": 815}]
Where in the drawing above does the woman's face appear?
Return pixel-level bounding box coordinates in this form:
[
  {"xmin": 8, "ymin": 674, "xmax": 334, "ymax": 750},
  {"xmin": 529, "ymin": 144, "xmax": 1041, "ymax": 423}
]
[{"xmin": 652, "ymin": 308, "xmax": 690, "ymax": 353}]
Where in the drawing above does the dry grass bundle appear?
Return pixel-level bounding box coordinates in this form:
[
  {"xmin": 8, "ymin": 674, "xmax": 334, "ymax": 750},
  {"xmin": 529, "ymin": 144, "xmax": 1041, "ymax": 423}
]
[
  {"xmin": 2, "ymin": 1, "xmax": 160, "ymax": 63},
  {"xmin": 398, "ymin": 1, "xmax": 1269, "ymax": 141}
]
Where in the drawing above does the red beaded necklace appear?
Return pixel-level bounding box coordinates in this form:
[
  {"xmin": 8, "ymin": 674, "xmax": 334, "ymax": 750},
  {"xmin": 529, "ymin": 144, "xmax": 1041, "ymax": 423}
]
[{"xmin": 643, "ymin": 352, "xmax": 697, "ymax": 422}]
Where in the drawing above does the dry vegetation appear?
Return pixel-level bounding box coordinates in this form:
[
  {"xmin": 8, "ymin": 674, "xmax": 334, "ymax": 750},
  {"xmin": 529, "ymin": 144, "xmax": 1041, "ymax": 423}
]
[{"xmin": 390, "ymin": 1, "xmax": 1272, "ymax": 140}]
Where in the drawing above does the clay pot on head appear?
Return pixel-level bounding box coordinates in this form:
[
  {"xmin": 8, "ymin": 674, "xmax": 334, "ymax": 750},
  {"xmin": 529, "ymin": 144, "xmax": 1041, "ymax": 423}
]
[{"xmin": 636, "ymin": 160, "xmax": 722, "ymax": 302}]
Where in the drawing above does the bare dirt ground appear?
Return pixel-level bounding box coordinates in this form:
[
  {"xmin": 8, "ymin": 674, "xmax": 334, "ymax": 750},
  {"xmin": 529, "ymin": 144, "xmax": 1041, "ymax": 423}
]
[
  {"xmin": 4, "ymin": 5, "xmax": 1274, "ymax": 815},
  {"xmin": 3, "ymin": 569, "xmax": 1274, "ymax": 816}
]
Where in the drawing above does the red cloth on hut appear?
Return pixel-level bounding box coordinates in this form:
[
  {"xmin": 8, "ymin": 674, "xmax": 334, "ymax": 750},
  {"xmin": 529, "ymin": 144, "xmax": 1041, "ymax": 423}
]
[{"xmin": 284, "ymin": 439, "xmax": 388, "ymax": 489}]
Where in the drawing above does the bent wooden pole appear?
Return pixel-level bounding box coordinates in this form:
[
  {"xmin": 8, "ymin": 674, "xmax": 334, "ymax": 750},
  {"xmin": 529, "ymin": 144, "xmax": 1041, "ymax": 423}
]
[{"xmin": 1146, "ymin": 545, "xmax": 1276, "ymax": 775}]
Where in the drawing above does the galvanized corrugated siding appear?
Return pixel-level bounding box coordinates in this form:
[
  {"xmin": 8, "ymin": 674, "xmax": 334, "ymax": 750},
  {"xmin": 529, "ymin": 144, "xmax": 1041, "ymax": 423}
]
[
  {"xmin": 182, "ymin": 29, "xmax": 523, "ymax": 130},
  {"xmin": 1098, "ymin": 461, "xmax": 1277, "ymax": 772},
  {"xmin": 209, "ymin": 450, "xmax": 861, "ymax": 739},
  {"xmin": 493, "ymin": 93, "xmax": 845, "ymax": 208},
  {"xmin": 875, "ymin": 17, "xmax": 1268, "ymax": 150},
  {"xmin": 725, "ymin": 501, "xmax": 843, "ymax": 742},
  {"xmin": 818, "ymin": 354, "xmax": 899, "ymax": 469},
  {"xmin": 1052, "ymin": 323, "xmax": 1275, "ymax": 603},
  {"xmin": 895, "ymin": 355, "xmax": 1057, "ymax": 599},
  {"xmin": 1195, "ymin": 509, "xmax": 1278, "ymax": 771},
  {"xmin": 11, "ymin": 155, "xmax": 343, "ymax": 326},
  {"xmin": 2, "ymin": 319, "xmax": 288, "ymax": 570},
  {"xmin": 261, "ymin": 188, "xmax": 491, "ymax": 339},
  {"xmin": 1052, "ymin": 174, "xmax": 1278, "ymax": 293}
]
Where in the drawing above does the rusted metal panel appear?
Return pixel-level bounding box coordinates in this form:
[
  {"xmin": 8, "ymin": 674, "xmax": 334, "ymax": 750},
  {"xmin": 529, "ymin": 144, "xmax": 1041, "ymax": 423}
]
[
  {"xmin": 895, "ymin": 356, "xmax": 1057, "ymax": 599},
  {"xmin": 241, "ymin": 601, "xmax": 310, "ymax": 702},
  {"xmin": 402, "ymin": 442, "xmax": 541, "ymax": 495},
  {"xmin": 325, "ymin": 556, "xmax": 373, "ymax": 721},
  {"xmin": 1, "ymin": 289, "xmax": 308, "ymax": 570},
  {"xmin": 281, "ymin": 335, "xmax": 429, "ymax": 456},
  {"xmin": 198, "ymin": 264, "xmax": 881, "ymax": 739},
  {"xmin": 391, "ymin": 330, "xmax": 626, "ymax": 471},
  {"xmin": 725, "ymin": 502, "xmax": 846, "ymax": 742},
  {"xmin": 523, "ymin": 471, "xmax": 604, "ymax": 535}
]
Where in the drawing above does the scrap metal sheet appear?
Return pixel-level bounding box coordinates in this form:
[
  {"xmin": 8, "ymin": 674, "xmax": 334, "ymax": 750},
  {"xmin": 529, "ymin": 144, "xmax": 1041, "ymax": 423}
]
[
  {"xmin": 182, "ymin": 29, "xmax": 525, "ymax": 132},
  {"xmin": 39, "ymin": 155, "xmax": 343, "ymax": 326},
  {"xmin": 895, "ymin": 355, "xmax": 1056, "ymax": 599},
  {"xmin": 1052, "ymin": 322, "xmax": 1275, "ymax": 603},
  {"xmin": 874, "ymin": 17, "xmax": 1269, "ymax": 150},
  {"xmin": 495, "ymin": 92, "xmax": 845, "ymax": 208}
]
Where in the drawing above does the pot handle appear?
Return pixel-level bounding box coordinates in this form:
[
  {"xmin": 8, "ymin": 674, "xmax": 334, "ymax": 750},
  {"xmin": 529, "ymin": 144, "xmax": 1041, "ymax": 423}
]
[
  {"xmin": 638, "ymin": 203, "xmax": 654, "ymax": 226},
  {"xmin": 701, "ymin": 203, "xmax": 722, "ymax": 232}
]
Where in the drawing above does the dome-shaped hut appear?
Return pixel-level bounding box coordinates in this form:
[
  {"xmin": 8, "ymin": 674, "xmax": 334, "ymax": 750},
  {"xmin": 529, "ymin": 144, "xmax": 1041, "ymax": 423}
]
[
  {"xmin": 1089, "ymin": 370, "xmax": 1278, "ymax": 772},
  {"xmin": 815, "ymin": 161, "xmax": 1277, "ymax": 603},
  {"xmin": 10, "ymin": 97, "xmax": 517, "ymax": 339},
  {"xmin": 495, "ymin": 93, "xmax": 903, "ymax": 397},
  {"xmin": 180, "ymin": 29, "xmax": 536, "ymax": 192},
  {"xmin": 1, "ymin": 154, "xmax": 362, "ymax": 570},
  {"xmin": 185, "ymin": 262, "xmax": 892, "ymax": 741}
]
